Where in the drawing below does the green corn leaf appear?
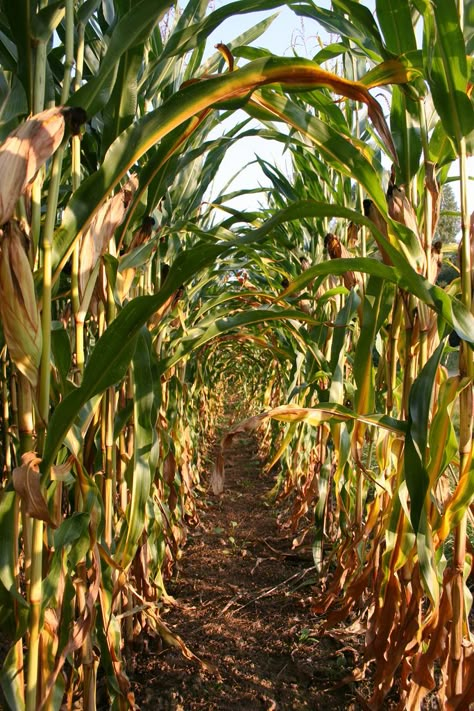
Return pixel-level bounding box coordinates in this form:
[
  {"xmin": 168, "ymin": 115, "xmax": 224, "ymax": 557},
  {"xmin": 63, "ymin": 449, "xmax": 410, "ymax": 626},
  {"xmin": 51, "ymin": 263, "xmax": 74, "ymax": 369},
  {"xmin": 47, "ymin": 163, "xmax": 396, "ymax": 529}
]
[
  {"xmin": 42, "ymin": 345, "xmax": 136, "ymax": 476},
  {"xmin": 382, "ymin": 489, "xmax": 415, "ymax": 585},
  {"xmin": 0, "ymin": 491, "xmax": 19, "ymax": 592},
  {"xmin": 405, "ymin": 340, "xmax": 445, "ymax": 533},
  {"xmin": 115, "ymin": 330, "xmax": 154, "ymax": 570},
  {"xmin": 292, "ymin": 0, "xmax": 385, "ymax": 56},
  {"xmin": 0, "ymin": 642, "xmax": 26, "ymax": 711},
  {"xmin": 330, "ymin": 295, "xmax": 359, "ymax": 400},
  {"xmin": 264, "ymin": 423, "xmax": 298, "ymax": 476},
  {"xmin": 77, "ymin": 0, "xmax": 101, "ymax": 24},
  {"xmin": 313, "ymin": 455, "xmax": 331, "ymax": 571},
  {"xmin": 0, "ymin": 580, "xmax": 28, "ymax": 644},
  {"xmin": 417, "ymin": 515, "xmax": 439, "ymax": 604},
  {"xmin": 69, "ymin": 0, "xmax": 173, "ymax": 115},
  {"xmin": 156, "ymin": 0, "xmax": 286, "ymax": 62},
  {"xmin": 32, "ymin": 2, "xmax": 65, "ymax": 42},
  {"xmin": 353, "ymin": 276, "xmax": 386, "ymax": 414},
  {"xmin": 200, "ymin": 12, "xmax": 280, "ymax": 74},
  {"xmin": 41, "ymin": 547, "xmax": 67, "ymax": 613},
  {"xmin": 428, "ymin": 119, "xmax": 457, "ymax": 166},
  {"xmin": 241, "ymin": 200, "xmax": 474, "ymax": 343},
  {"xmin": 420, "ymin": 0, "xmax": 474, "ymax": 150},
  {"xmin": 53, "ymin": 513, "xmax": 91, "ymax": 569},
  {"xmin": 249, "ymin": 90, "xmax": 390, "ymax": 212},
  {"xmin": 390, "ymin": 87, "xmax": 422, "ymax": 186},
  {"xmin": 313, "ymin": 42, "xmax": 347, "ymax": 65},
  {"xmin": 100, "ymin": 45, "xmax": 143, "ymax": 157},
  {"xmin": 360, "ymin": 54, "xmax": 423, "ymax": 89},
  {"xmin": 42, "ymin": 240, "xmax": 227, "ymax": 472},
  {"xmin": 158, "ymin": 307, "xmax": 320, "ymax": 374},
  {"xmin": 427, "ymin": 376, "xmax": 460, "ymax": 488},
  {"xmin": 51, "ymin": 322, "xmax": 72, "ymax": 395},
  {"xmin": 335, "ymin": 0, "xmax": 386, "ymax": 49},
  {"xmin": 376, "ymin": 0, "xmax": 417, "ymax": 54},
  {"xmin": 52, "ymin": 55, "xmax": 395, "ymax": 277},
  {"xmin": 1, "ymin": 1, "xmax": 32, "ymax": 111},
  {"xmin": 441, "ymin": 453, "xmax": 474, "ymax": 538}
]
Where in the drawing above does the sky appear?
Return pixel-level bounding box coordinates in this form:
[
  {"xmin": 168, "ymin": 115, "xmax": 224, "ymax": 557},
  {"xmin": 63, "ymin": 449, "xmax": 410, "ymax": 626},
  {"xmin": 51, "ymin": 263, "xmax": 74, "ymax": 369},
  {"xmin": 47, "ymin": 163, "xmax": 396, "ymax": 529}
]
[
  {"xmin": 204, "ymin": 3, "xmax": 323, "ymax": 211},
  {"xmin": 200, "ymin": 1, "xmax": 473, "ymax": 218}
]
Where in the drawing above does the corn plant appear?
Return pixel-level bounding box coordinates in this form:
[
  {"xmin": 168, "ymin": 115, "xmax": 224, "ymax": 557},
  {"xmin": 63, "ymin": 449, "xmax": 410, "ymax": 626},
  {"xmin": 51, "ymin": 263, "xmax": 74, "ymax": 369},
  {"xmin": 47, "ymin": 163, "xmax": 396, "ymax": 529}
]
[
  {"xmin": 212, "ymin": 1, "xmax": 474, "ymax": 707},
  {"xmin": 0, "ymin": 1, "xmax": 435, "ymax": 709}
]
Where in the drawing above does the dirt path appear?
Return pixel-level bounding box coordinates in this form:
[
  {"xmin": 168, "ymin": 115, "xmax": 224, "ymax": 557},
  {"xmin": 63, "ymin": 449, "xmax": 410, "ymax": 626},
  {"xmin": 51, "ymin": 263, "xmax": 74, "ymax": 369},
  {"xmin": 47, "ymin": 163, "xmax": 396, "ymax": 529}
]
[{"xmin": 131, "ymin": 430, "xmax": 361, "ymax": 710}]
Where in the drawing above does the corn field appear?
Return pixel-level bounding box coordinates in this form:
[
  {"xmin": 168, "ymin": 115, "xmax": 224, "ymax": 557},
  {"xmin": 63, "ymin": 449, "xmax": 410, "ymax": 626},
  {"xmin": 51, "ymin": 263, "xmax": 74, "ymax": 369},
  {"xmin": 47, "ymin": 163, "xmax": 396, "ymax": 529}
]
[{"xmin": 0, "ymin": 0, "xmax": 473, "ymax": 708}]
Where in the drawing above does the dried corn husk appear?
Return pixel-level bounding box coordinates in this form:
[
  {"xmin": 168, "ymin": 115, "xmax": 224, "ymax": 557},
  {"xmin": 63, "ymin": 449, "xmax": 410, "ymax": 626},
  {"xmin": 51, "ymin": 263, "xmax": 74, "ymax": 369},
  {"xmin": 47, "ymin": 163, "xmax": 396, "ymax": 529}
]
[
  {"xmin": 0, "ymin": 221, "xmax": 42, "ymax": 386},
  {"xmin": 363, "ymin": 198, "xmax": 392, "ymax": 265},
  {"xmin": 79, "ymin": 175, "xmax": 138, "ymax": 304},
  {"xmin": 0, "ymin": 107, "xmax": 68, "ymax": 224},
  {"xmin": 387, "ymin": 183, "xmax": 420, "ymax": 237},
  {"xmin": 127, "ymin": 215, "xmax": 156, "ymax": 252},
  {"xmin": 324, "ymin": 232, "xmax": 362, "ymax": 291}
]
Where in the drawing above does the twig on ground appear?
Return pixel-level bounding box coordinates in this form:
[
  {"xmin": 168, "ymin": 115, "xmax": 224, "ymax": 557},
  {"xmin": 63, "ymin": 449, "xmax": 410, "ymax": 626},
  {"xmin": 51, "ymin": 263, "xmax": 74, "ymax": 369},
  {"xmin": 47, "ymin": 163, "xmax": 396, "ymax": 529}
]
[{"xmin": 227, "ymin": 567, "xmax": 317, "ymax": 615}]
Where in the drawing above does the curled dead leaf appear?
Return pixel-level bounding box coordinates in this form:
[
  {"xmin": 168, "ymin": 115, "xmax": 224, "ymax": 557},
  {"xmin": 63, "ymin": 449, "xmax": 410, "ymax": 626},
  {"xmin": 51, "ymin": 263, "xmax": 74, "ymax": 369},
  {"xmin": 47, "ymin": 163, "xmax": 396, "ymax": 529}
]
[{"xmin": 12, "ymin": 452, "xmax": 57, "ymax": 527}]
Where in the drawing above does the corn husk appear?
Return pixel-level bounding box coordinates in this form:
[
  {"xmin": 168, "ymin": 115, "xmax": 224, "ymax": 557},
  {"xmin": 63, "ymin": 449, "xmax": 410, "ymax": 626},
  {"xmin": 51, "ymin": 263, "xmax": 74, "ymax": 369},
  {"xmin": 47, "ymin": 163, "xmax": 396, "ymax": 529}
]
[
  {"xmin": 425, "ymin": 162, "xmax": 441, "ymax": 238},
  {"xmin": 0, "ymin": 107, "xmax": 67, "ymax": 224},
  {"xmin": 79, "ymin": 175, "xmax": 138, "ymax": 304},
  {"xmin": 324, "ymin": 232, "xmax": 362, "ymax": 291},
  {"xmin": 127, "ymin": 215, "xmax": 155, "ymax": 251},
  {"xmin": 387, "ymin": 183, "xmax": 420, "ymax": 237},
  {"xmin": 0, "ymin": 221, "xmax": 42, "ymax": 386},
  {"xmin": 363, "ymin": 198, "xmax": 392, "ymax": 265}
]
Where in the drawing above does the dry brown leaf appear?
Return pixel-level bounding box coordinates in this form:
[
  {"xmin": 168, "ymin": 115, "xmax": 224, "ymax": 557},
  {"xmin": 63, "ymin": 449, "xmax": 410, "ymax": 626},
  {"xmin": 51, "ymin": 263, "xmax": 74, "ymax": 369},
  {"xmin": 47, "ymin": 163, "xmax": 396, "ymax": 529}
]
[
  {"xmin": 211, "ymin": 412, "xmax": 268, "ymax": 495},
  {"xmin": 12, "ymin": 452, "xmax": 56, "ymax": 527},
  {"xmin": 163, "ymin": 450, "xmax": 176, "ymax": 486},
  {"xmin": 39, "ymin": 544, "xmax": 101, "ymax": 711},
  {"xmin": 210, "ymin": 452, "xmax": 225, "ymax": 495},
  {"xmin": 446, "ymin": 643, "xmax": 474, "ymax": 709}
]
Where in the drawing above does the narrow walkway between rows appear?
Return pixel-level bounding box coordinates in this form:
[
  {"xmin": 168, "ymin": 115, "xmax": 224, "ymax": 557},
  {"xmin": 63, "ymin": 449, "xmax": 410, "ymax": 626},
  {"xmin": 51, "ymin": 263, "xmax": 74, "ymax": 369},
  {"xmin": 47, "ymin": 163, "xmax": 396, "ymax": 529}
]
[{"xmin": 131, "ymin": 428, "xmax": 360, "ymax": 710}]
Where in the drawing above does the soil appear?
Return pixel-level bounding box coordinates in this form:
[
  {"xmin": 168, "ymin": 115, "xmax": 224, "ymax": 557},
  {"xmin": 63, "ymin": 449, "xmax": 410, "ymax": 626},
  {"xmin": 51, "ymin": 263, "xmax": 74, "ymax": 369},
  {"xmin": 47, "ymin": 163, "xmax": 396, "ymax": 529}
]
[{"xmin": 130, "ymin": 428, "xmax": 366, "ymax": 711}]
